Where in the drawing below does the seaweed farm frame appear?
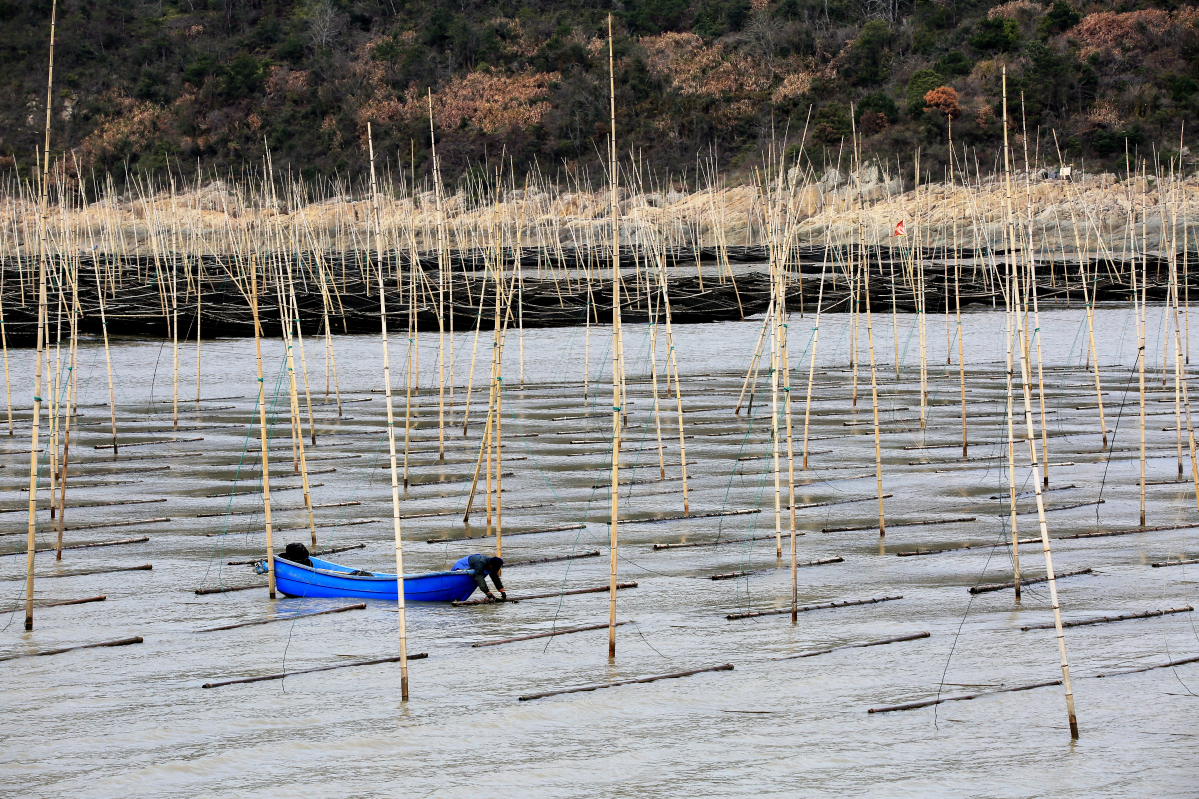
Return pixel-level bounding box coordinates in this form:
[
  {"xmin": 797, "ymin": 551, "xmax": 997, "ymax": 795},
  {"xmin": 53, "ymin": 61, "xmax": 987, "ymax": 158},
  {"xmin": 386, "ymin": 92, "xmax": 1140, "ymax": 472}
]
[{"xmin": 5, "ymin": 147, "xmax": 1199, "ymax": 794}]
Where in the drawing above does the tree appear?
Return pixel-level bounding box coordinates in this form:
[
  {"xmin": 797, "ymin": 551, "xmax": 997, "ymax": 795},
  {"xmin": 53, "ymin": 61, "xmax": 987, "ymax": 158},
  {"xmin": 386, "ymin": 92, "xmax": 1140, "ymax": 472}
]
[
  {"xmin": 924, "ymin": 86, "xmax": 960, "ymax": 118},
  {"xmin": 842, "ymin": 20, "xmax": 893, "ymax": 86},
  {"xmin": 906, "ymin": 68, "xmax": 943, "ymax": 115},
  {"xmin": 857, "ymin": 91, "xmax": 899, "ymax": 124},
  {"xmin": 624, "ymin": 0, "xmax": 690, "ymax": 35},
  {"xmin": 1038, "ymin": 1, "xmax": 1081, "ymax": 38},
  {"xmin": 936, "ymin": 50, "xmax": 971, "ymax": 77},
  {"xmin": 814, "ymin": 102, "xmax": 851, "ymax": 143},
  {"xmin": 308, "ymin": 0, "xmax": 343, "ymax": 50},
  {"xmin": 224, "ymin": 55, "xmax": 263, "ymax": 100},
  {"xmin": 970, "ymin": 17, "xmax": 1020, "ymax": 52}
]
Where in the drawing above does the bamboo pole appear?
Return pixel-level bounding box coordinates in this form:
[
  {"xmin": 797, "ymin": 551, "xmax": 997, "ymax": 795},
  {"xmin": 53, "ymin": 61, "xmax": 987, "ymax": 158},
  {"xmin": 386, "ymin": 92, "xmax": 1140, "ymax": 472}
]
[
  {"xmin": 171, "ymin": 228, "xmax": 179, "ymax": 430},
  {"xmin": 607, "ymin": 15, "xmax": 621, "ymax": 659},
  {"xmin": 1053, "ymin": 132, "xmax": 1107, "ymax": 447},
  {"xmin": 1167, "ymin": 234, "xmax": 1199, "ymax": 520},
  {"xmin": 852, "ymin": 116, "xmax": 885, "ymax": 538},
  {"xmin": 1001, "ymin": 68, "xmax": 1022, "ymax": 598},
  {"xmin": 54, "ymin": 263, "xmax": 77, "ymax": 560},
  {"xmin": 290, "ymin": 267, "xmax": 317, "ymax": 448},
  {"xmin": 1014, "ymin": 209, "xmax": 1081, "ymax": 742},
  {"xmin": 1139, "ymin": 169, "xmax": 1148, "ymax": 526},
  {"xmin": 278, "ymin": 261, "xmax": 316, "ymax": 548},
  {"xmin": 0, "ymin": 223, "xmax": 10, "ymax": 437},
  {"xmin": 195, "ymin": 256, "xmax": 203, "ymax": 405},
  {"xmin": 649, "ymin": 277, "xmax": 666, "ymax": 480},
  {"xmin": 430, "ymin": 97, "xmax": 448, "ymax": 462},
  {"xmin": 368, "ymin": 123, "xmax": 410, "ymax": 701},
  {"xmin": 801, "ymin": 254, "xmax": 829, "ymax": 469},
  {"xmin": 769, "ymin": 193, "xmax": 783, "ymax": 558},
  {"xmin": 950, "ymin": 129, "xmax": 967, "ymax": 458},
  {"xmin": 249, "ymin": 257, "xmax": 276, "ymax": 599},
  {"xmin": 25, "ymin": 0, "xmax": 56, "ymax": 630}
]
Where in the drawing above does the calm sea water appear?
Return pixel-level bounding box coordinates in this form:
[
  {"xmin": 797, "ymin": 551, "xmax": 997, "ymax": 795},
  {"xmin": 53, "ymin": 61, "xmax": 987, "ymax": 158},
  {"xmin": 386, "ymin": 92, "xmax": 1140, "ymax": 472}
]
[{"xmin": 2, "ymin": 300, "xmax": 1197, "ymax": 798}]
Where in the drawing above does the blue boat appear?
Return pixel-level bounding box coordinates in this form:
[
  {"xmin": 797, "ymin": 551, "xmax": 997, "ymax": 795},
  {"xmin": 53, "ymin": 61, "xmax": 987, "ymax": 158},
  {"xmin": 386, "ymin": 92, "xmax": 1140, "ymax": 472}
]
[{"xmin": 272, "ymin": 556, "xmax": 478, "ymax": 602}]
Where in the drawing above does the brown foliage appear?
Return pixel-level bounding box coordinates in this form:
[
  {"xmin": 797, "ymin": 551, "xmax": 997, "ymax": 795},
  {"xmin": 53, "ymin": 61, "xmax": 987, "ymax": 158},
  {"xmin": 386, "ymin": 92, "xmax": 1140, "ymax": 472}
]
[
  {"xmin": 924, "ymin": 86, "xmax": 961, "ymax": 118},
  {"xmin": 1073, "ymin": 9, "xmax": 1199, "ymax": 56},
  {"xmin": 859, "ymin": 110, "xmax": 890, "ymax": 136},
  {"xmin": 80, "ymin": 94, "xmax": 171, "ymax": 165},
  {"xmin": 642, "ymin": 33, "xmax": 771, "ymax": 98}
]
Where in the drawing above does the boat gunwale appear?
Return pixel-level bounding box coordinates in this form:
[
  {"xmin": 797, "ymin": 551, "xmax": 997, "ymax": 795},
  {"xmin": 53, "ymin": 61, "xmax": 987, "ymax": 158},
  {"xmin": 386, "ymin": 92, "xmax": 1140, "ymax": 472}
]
[{"xmin": 274, "ymin": 555, "xmax": 469, "ymax": 584}]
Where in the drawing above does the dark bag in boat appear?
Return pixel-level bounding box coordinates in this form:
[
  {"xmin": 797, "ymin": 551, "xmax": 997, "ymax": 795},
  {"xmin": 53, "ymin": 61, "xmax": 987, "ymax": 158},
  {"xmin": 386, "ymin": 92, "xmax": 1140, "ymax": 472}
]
[{"xmin": 279, "ymin": 542, "xmax": 312, "ymax": 567}]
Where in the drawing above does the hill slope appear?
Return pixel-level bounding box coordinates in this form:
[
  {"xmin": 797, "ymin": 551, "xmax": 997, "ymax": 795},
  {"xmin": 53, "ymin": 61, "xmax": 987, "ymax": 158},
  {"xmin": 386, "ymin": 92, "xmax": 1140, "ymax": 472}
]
[{"xmin": 1, "ymin": 0, "xmax": 1195, "ymax": 184}]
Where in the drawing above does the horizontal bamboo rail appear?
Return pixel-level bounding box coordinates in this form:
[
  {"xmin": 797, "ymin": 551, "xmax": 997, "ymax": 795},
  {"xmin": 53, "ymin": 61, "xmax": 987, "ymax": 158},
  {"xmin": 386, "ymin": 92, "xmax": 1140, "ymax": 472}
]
[
  {"xmin": 727, "ymin": 595, "xmax": 903, "ymax": 620},
  {"xmin": 202, "ymin": 653, "xmax": 428, "ymax": 688},
  {"xmin": 198, "ymin": 602, "xmax": 366, "ymax": 632},
  {"xmin": 0, "ymin": 636, "xmax": 143, "ymax": 662},
  {"xmin": 472, "ymin": 620, "xmax": 631, "ymax": 647},
  {"xmin": 775, "ymin": 631, "xmax": 929, "ymax": 660},
  {"xmin": 518, "ymin": 663, "xmax": 734, "ymax": 701}
]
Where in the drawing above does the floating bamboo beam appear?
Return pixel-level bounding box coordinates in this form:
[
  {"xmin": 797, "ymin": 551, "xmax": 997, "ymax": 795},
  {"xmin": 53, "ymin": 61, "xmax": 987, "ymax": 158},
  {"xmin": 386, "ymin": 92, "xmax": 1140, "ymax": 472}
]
[
  {"xmin": 0, "ymin": 635, "xmax": 142, "ymax": 662},
  {"xmin": 1021, "ymin": 606, "xmax": 1192, "ymax": 630},
  {"xmin": 727, "ymin": 594, "xmax": 902, "ymax": 620},
  {"xmin": 775, "ymin": 631, "xmax": 929, "ymax": 660},
  {"xmin": 197, "ymin": 602, "xmax": 366, "ymax": 633},
  {"xmin": 518, "ymin": 663, "xmax": 734, "ymax": 701},
  {"xmin": 202, "ymin": 653, "xmax": 429, "ymax": 688},
  {"xmin": 471, "ymin": 620, "xmax": 632, "ymax": 647}
]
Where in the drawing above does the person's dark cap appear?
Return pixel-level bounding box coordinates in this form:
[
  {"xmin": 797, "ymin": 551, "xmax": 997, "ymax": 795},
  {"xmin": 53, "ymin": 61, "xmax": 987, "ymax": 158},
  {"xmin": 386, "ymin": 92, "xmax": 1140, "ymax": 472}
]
[{"xmin": 487, "ymin": 556, "xmax": 504, "ymax": 572}]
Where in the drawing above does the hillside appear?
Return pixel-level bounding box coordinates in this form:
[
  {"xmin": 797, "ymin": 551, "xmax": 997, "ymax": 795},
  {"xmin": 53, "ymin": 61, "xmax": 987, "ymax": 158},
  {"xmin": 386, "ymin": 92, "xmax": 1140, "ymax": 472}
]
[{"xmin": 1, "ymin": 0, "xmax": 1196, "ymax": 186}]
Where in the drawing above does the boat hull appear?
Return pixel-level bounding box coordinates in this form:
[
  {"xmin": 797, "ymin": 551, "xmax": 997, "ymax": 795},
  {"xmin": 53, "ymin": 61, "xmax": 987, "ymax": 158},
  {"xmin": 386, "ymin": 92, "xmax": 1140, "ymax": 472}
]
[{"xmin": 273, "ymin": 556, "xmax": 477, "ymax": 602}]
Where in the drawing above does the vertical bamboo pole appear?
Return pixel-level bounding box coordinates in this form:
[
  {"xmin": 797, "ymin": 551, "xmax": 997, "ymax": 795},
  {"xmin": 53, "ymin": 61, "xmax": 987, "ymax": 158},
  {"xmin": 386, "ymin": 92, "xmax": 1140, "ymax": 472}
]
[
  {"xmin": 195, "ymin": 257, "xmax": 203, "ymax": 405},
  {"xmin": 1020, "ymin": 100, "xmax": 1050, "ymax": 485},
  {"xmin": 1001, "ymin": 67, "xmax": 1022, "ymax": 598},
  {"xmin": 662, "ymin": 274, "xmax": 689, "ymax": 515},
  {"xmin": 48, "ymin": 263, "xmax": 61, "ymax": 522},
  {"xmin": 1139, "ymin": 170, "xmax": 1148, "ymax": 526},
  {"xmin": 429, "ymin": 96, "xmax": 447, "ymax": 462},
  {"xmin": 279, "ymin": 262, "xmax": 316, "ymax": 548},
  {"xmin": 171, "ymin": 237, "xmax": 179, "ymax": 429},
  {"xmin": 649, "ymin": 283, "xmax": 666, "ymax": 480},
  {"xmin": 1015, "ymin": 218, "xmax": 1080, "ymax": 741},
  {"xmin": 607, "ymin": 15, "xmax": 621, "ymax": 658},
  {"xmin": 250, "ymin": 257, "xmax": 277, "ymax": 598},
  {"xmin": 1053, "ymin": 132, "xmax": 1107, "ymax": 446},
  {"xmin": 735, "ymin": 315, "xmax": 770, "ymax": 415},
  {"xmin": 1170, "ymin": 164, "xmax": 1185, "ymax": 478},
  {"xmin": 801, "ymin": 255, "xmax": 829, "ymax": 469},
  {"xmin": 54, "ymin": 263, "xmax": 77, "ymax": 560},
  {"xmin": 1168, "ymin": 240, "xmax": 1199, "ymax": 516},
  {"xmin": 403, "ymin": 238, "xmax": 414, "ymax": 489},
  {"xmin": 852, "ymin": 114, "xmax": 885, "ymax": 538},
  {"xmin": 25, "ymin": 0, "xmax": 56, "ymax": 630},
  {"xmin": 91, "ymin": 230, "xmax": 118, "ymax": 456},
  {"xmin": 291, "ymin": 280, "xmax": 317, "ymax": 446},
  {"xmin": 768, "ymin": 178, "xmax": 783, "ymax": 558},
  {"xmin": 369, "ymin": 122, "xmax": 409, "ymax": 701},
  {"xmin": 950, "ymin": 129, "xmax": 967, "ymax": 458},
  {"xmin": 0, "ymin": 239, "xmax": 10, "ymax": 437}
]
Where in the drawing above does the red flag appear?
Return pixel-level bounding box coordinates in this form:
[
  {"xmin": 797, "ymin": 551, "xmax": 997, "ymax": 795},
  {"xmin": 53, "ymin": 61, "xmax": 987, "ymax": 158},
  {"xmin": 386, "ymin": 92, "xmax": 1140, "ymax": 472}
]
[{"xmin": 892, "ymin": 220, "xmax": 906, "ymax": 237}]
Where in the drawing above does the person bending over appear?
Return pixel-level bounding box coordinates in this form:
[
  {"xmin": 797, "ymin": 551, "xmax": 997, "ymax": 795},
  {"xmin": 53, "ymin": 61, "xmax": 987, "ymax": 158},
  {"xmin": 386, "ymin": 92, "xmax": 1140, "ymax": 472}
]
[{"xmin": 453, "ymin": 553, "xmax": 506, "ymax": 601}]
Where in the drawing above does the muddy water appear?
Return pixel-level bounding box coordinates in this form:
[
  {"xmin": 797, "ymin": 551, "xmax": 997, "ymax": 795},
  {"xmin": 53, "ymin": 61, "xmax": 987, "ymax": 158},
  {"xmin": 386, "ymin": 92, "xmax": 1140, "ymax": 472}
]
[{"xmin": 2, "ymin": 302, "xmax": 1197, "ymax": 798}]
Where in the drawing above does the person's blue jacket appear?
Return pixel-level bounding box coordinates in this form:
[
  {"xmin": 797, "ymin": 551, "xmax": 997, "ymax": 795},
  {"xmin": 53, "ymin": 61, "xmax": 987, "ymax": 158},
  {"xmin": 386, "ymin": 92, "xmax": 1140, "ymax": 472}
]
[{"xmin": 453, "ymin": 554, "xmax": 504, "ymax": 594}]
